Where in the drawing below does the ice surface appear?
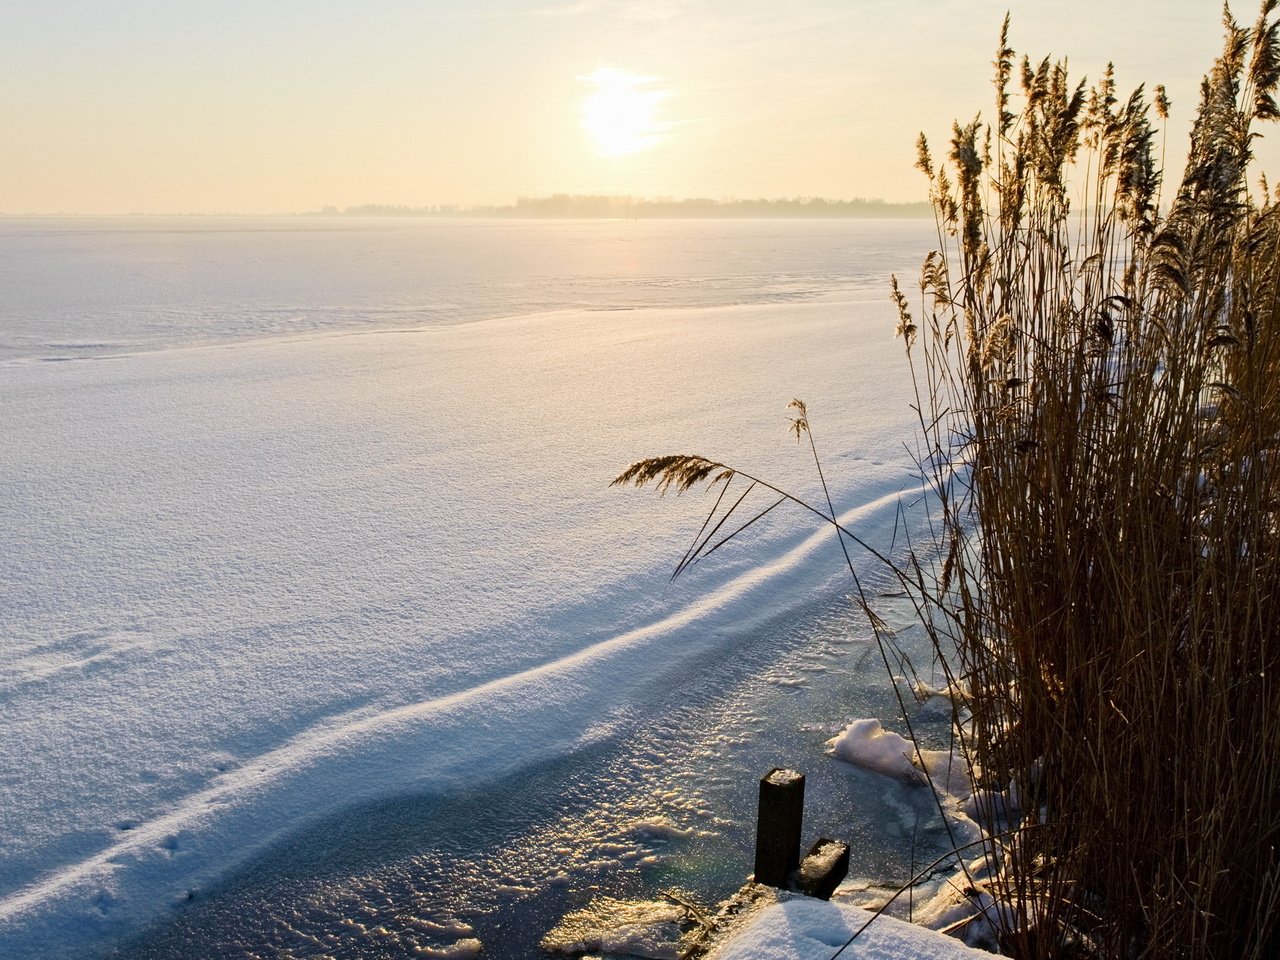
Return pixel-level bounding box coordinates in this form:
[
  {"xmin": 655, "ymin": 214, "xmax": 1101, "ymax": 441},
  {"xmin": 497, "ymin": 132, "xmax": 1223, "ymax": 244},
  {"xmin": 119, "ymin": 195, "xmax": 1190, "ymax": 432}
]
[
  {"xmin": 0, "ymin": 279, "xmax": 923, "ymax": 958},
  {"xmin": 0, "ymin": 217, "xmax": 932, "ymax": 364}
]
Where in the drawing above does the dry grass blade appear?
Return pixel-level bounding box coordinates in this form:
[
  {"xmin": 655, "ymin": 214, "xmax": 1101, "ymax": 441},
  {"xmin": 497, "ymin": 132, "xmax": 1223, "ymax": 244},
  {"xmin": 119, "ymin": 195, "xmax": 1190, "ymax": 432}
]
[
  {"xmin": 672, "ymin": 480, "xmax": 761, "ymax": 580},
  {"xmin": 681, "ymin": 495, "xmax": 786, "ymax": 573}
]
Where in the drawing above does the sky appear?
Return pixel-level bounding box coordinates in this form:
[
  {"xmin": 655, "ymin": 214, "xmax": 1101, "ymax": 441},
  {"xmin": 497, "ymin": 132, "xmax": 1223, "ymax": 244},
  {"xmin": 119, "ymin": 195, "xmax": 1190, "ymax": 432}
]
[{"xmin": 3, "ymin": 0, "xmax": 1278, "ymax": 214}]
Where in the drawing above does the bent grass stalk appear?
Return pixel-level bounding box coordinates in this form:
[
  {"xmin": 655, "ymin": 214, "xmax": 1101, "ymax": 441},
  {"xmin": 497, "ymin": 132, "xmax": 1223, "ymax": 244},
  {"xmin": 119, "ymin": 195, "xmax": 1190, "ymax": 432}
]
[{"xmin": 612, "ymin": 414, "xmax": 984, "ymax": 905}]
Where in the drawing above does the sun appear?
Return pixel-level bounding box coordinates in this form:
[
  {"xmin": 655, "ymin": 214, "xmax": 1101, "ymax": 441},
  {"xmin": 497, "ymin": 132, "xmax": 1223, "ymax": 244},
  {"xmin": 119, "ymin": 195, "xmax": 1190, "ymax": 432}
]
[{"xmin": 581, "ymin": 68, "xmax": 666, "ymax": 157}]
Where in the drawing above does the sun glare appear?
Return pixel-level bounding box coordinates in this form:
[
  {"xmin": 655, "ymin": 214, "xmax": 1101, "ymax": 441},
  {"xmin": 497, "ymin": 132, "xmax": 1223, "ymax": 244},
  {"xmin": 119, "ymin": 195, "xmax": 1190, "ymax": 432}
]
[{"xmin": 581, "ymin": 68, "xmax": 666, "ymax": 157}]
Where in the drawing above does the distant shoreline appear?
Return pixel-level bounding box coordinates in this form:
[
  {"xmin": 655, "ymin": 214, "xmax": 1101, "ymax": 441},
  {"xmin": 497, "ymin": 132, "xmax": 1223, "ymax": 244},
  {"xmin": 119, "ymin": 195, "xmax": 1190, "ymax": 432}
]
[
  {"xmin": 0, "ymin": 196, "xmax": 933, "ymax": 220},
  {"xmin": 303, "ymin": 196, "xmax": 933, "ymax": 219},
  {"xmin": 0, "ymin": 210, "xmax": 933, "ymax": 221}
]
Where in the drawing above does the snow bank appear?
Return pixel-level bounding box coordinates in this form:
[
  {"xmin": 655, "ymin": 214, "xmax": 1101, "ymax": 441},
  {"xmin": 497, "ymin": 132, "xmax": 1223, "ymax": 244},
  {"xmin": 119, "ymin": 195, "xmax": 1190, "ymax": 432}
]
[{"xmin": 707, "ymin": 896, "xmax": 993, "ymax": 960}]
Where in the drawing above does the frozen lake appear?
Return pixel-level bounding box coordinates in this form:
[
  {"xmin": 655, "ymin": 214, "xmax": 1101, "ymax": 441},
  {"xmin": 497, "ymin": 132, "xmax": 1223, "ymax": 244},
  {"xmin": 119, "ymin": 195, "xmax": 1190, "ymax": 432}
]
[{"xmin": 0, "ymin": 217, "xmax": 955, "ymax": 958}]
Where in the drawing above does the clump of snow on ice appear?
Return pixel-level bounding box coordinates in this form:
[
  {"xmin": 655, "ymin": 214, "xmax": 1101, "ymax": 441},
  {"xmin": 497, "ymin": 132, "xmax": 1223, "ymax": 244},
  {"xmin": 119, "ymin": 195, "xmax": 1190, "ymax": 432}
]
[
  {"xmin": 494, "ymin": 883, "xmax": 536, "ymax": 896},
  {"xmin": 770, "ymin": 675, "xmax": 808, "ymax": 688},
  {"xmin": 911, "ymin": 874, "xmax": 1019, "ymax": 954},
  {"xmin": 907, "ymin": 678, "xmax": 970, "ymax": 708},
  {"xmin": 628, "ymin": 817, "xmax": 695, "ymax": 841},
  {"xmin": 414, "ymin": 937, "xmax": 483, "ymax": 958},
  {"xmin": 828, "ymin": 719, "xmax": 917, "ymax": 780},
  {"xmin": 541, "ymin": 897, "xmax": 689, "ymax": 959},
  {"xmin": 408, "ymin": 918, "xmax": 475, "ymax": 938},
  {"xmin": 827, "ymin": 719, "xmax": 971, "ymax": 798},
  {"xmin": 961, "ymin": 783, "xmax": 1022, "ymax": 833}
]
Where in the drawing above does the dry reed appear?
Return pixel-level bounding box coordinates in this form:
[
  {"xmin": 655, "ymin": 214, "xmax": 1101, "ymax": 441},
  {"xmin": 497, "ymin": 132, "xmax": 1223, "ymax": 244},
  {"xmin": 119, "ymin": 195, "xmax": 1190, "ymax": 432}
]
[
  {"xmin": 616, "ymin": 4, "xmax": 1280, "ymax": 956},
  {"xmin": 894, "ymin": 3, "xmax": 1280, "ymax": 956}
]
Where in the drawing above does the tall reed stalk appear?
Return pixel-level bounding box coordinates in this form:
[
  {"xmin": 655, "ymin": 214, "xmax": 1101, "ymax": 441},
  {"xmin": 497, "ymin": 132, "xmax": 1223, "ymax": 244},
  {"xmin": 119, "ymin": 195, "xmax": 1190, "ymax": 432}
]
[
  {"xmin": 616, "ymin": 3, "xmax": 1280, "ymax": 956},
  {"xmin": 892, "ymin": 3, "xmax": 1280, "ymax": 956}
]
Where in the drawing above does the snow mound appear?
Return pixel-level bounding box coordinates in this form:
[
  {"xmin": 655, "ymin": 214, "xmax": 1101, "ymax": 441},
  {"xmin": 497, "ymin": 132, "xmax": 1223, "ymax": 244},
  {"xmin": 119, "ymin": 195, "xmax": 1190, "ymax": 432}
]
[
  {"xmin": 707, "ymin": 896, "xmax": 993, "ymax": 960},
  {"xmin": 827, "ymin": 719, "xmax": 970, "ymax": 798},
  {"xmin": 828, "ymin": 719, "xmax": 917, "ymax": 780}
]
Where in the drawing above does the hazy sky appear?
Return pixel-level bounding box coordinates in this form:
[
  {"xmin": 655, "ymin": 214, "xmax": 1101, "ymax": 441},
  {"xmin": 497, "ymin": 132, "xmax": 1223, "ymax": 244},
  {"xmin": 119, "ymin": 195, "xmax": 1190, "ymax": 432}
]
[{"xmin": 4, "ymin": 0, "xmax": 1278, "ymax": 214}]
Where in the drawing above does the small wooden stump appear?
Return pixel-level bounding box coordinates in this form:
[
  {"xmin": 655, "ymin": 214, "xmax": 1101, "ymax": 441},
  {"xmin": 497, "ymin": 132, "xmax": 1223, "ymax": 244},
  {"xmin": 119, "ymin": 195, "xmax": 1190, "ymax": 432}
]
[
  {"xmin": 795, "ymin": 838, "xmax": 850, "ymax": 901},
  {"xmin": 753, "ymin": 768, "xmax": 805, "ymax": 888}
]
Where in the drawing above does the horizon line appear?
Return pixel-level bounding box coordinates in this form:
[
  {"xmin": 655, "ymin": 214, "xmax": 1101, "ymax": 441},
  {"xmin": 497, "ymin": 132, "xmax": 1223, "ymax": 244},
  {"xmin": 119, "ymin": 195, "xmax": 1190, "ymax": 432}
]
[{"xmin": 0, "ymin": 194, "xmax": 933, "ymax": 220}]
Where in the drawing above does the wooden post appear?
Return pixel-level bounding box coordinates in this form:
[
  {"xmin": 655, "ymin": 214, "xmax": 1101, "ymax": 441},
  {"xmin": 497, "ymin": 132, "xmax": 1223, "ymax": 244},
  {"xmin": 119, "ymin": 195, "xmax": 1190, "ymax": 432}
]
[
  {"xmin": 795, "ymin": 838, "xmax": 850, "ymax": 900},
  {"xmin": 753, "ymin": 768, "xmax": 805, "ymax": 888}
]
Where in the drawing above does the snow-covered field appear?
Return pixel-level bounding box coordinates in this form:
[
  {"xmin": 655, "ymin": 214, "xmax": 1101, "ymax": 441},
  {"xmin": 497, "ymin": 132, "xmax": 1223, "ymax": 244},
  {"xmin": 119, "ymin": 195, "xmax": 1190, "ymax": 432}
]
[{"xmin": 0, "ymin": 218, "xmax": 934, "ymax": 958}]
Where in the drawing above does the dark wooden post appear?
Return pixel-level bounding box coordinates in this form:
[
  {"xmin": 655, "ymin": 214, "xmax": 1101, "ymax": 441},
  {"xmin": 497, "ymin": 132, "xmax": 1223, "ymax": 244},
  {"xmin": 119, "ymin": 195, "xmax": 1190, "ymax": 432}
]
[
  {"xmin": 753, "ymin": 768, "xmax": 805, "ymax": 887},
  {"xmin": 795, "ymin": 838, "xmax": 851, "ymax": 900}
]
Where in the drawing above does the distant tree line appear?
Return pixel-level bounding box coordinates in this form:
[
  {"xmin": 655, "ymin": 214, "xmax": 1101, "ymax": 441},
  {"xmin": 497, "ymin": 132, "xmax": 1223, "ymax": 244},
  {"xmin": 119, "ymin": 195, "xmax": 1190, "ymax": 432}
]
[{"xmin": 304, "ymin": 195, "xmax": 931, "ymax": 219}]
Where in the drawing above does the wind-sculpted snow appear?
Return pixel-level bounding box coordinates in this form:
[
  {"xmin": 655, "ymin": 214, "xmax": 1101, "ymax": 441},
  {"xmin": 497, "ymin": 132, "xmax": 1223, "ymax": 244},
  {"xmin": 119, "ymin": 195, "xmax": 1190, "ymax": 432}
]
[
  {"xmin": 0, "ymin": 476, "xmax": 910, "ymax": 955},
  {"xmin": 0, "ymin": 222, "xmax": 928, "ymax": 958}
]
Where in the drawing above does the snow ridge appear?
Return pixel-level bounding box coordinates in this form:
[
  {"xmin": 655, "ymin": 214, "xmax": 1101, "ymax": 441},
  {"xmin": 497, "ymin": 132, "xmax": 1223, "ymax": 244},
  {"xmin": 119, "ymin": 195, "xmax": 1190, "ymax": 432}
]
[{"xmin": 0, "ymin": 485, "xmax": 907, "ymax": 957}]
